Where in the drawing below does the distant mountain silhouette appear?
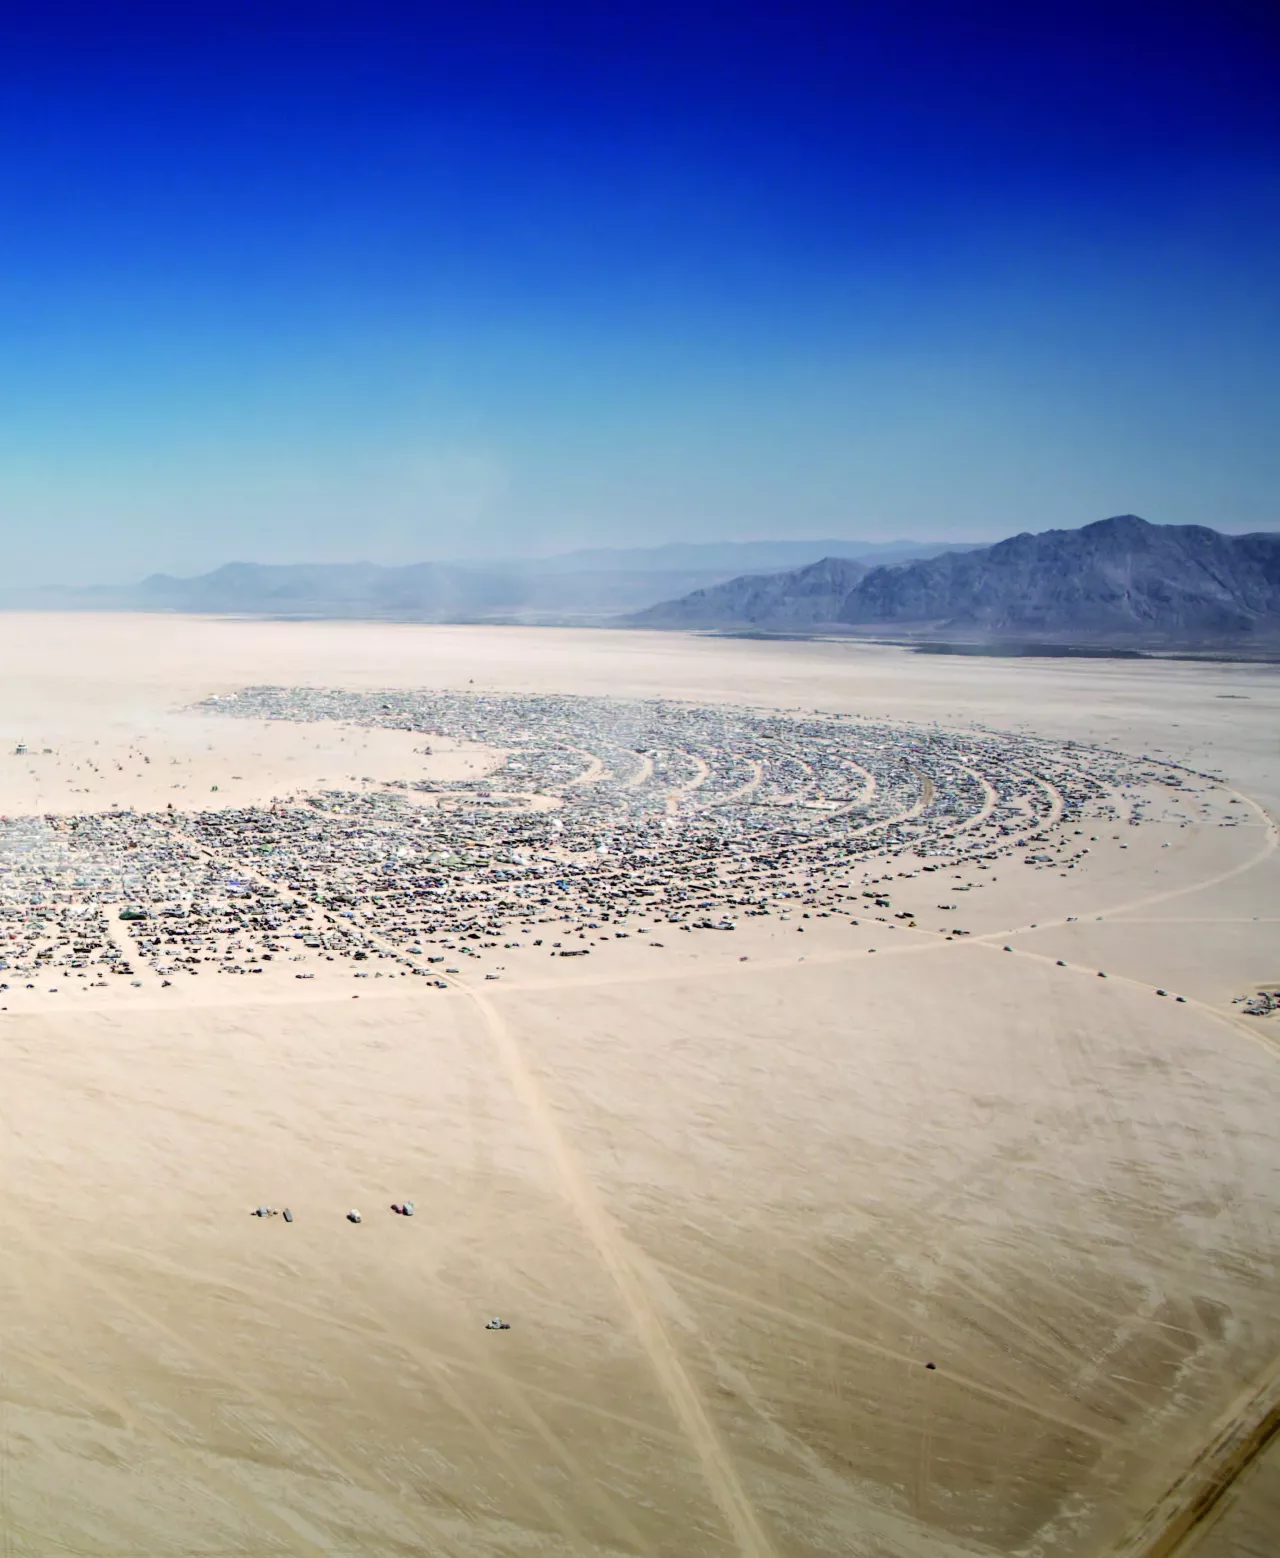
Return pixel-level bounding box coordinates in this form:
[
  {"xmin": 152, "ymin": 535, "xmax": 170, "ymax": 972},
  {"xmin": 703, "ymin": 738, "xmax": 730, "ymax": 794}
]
[
  {"xmin": 525, "ymin": 538, "xmax": 976, "ymax": 573},
  {"xmin": 629, "ymin": 517, "xmax": 1280, "ymax": 643},
  {"xmin": 626, "ymin": 556, "xmax": 872, "ymax": 629},
  {"xmin": 133, "ymin": 559, "xmax": 733, "ymax": 619},
  {"xmin": 10, "ymin": 538, "xmax": 965, "ymax": 622}
]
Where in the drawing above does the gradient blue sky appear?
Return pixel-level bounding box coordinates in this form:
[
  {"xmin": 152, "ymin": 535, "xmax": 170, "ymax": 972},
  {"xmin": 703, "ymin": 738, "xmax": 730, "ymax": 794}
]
[{"xmin": 2, "ymin": 0, "xmax": 1278, "ymax": 583}]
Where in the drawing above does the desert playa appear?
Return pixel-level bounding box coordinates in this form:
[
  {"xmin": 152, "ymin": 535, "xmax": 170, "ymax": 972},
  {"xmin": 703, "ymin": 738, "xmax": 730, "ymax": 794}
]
[{"xmin": 1, "ymin": 612, "xmax": 1278, "ymax": 1557}]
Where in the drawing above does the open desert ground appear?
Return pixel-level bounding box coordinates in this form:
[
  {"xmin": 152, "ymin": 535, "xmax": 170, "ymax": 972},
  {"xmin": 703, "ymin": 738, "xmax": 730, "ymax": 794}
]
[{"xmin": 0, "ymin": 613, "xmax": 1277, "ymax": 1558}]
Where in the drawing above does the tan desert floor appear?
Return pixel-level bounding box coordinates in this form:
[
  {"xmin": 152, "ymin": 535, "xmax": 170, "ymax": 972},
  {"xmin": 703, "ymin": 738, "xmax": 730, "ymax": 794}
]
[{"xmin": 0, "ymin": 615, "xmax": 1277, "ymax": 1558}]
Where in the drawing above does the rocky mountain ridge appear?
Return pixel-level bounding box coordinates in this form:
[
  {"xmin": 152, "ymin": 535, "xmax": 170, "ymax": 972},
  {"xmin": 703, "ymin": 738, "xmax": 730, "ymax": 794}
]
[{"xmin": 629, "ymin": 517, "xmax": 1280, "ymax": 644}]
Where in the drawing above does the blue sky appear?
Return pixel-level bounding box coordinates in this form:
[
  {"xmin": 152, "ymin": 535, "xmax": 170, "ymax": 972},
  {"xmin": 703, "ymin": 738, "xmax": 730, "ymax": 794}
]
[{"xmin": 2, "ymin": 1, "xmax": 1277, "ymax": 583}]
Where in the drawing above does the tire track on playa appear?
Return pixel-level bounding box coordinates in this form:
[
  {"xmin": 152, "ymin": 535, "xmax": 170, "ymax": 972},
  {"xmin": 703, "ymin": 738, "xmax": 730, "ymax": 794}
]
[
  {"xmin": 931, "ymin": 976, "xmax": 1182, "ymax": 1504},
  {"xmin": 786, "ymin": 1238, "xmax": 1156, "ymax": 1422},
  {"xmin": 459, "ymin": 765, "xmax": 1276, "ymax": 1552},
  {"xmin": 913, "ymin": 1330, "xmax": 935, "ymax": 1523},
  {"xmin": 1107, "ymin": 917, "xmax": 1280, "ymax": 925},
  {"xmin": 7, "ymin": 1342, "xmax": 334, "ymax": 1557},
  {"xmin": 131, "ymin": 1247, "xmax": 686, "ymax": 1448},
  {"xmin": 643, "ymin": 1216, "xmax": 1009, "ymax": 1558},
  {"xmin": 977, "ymin": 938, "xmax": 1280, "ymax": 1061},
  {"xmin": 154, "ymin": 753, "xmax": 1275, "ymax": 1549},
  {"xmin": 169, "ymin": 1229, "xmax": 886, "ymax": 1558},
  {"xmin": 394, "ymin": 1364, "xmax": 641, "ymax": 1547},
  {"xmin": 315, "ymin": 953, "xmax": 713, "ymax": 1555},
  {"xmin": 943, "ymin": 943, "xmax": 1280, "ymax": 1538},
  {"xmin": 986, "ymin": 786, "xmax": 1278, "ymax": 942},
  {"xmin": 660, "ymin": 1237, "xmax": 1049, "ymax": 1558},
  {"xmin": 0, "ymin": 1208, "xmax": 475, "ymax": 1558},
  {"xmin": 0, "ymin": 1287, "xmax": 11, "ymax": 1558},
  {"xmin": 1107, "ymin": 1353, "xmax": 1280, "ymax": 1558},
  {"xmin": 962, "ymin": 789, "xmax": 1280, "ymax": 1063},
  {"xmin": 157, "ymin": 827, "xmax": 646, "ymax": 1553},
  {"xmin": 941, "ymin": 788, "xmax": 1280, "ymax": 1551},
  {"xmin": 654, "ymin": 1263, "xmax": 1120, "ymax": 1445},
  {"xmin": 197, "ymin": 884, "xmax": 682, "ymax": 1557},
  {"xmin": 444, "ymin": 978, "xmax": 778, "ymax": 1558},
  {"xmin": 384, "ymin": 1330, "xmax": 654, "ymax": 1558},
  {"xmin": 639, "ymin": 1309, "xmax": 1001, "ymax": 1558},
  {"xmin": 489, "ymin": 934, "xmax": 943, "ymax": 1002}
]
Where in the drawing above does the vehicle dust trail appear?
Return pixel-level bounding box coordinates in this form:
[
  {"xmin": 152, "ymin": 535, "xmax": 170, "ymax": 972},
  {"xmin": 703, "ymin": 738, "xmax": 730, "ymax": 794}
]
[
  {"xmin": 450, "ymin": 979, "xmax": 778, "ymax": 1558},
  {"xmin": 1108, "ymin": 1353, "xmax": 1280, "ymax": 1558}
]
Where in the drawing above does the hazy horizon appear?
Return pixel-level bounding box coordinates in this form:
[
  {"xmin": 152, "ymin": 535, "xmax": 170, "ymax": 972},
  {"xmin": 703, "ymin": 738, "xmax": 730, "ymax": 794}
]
[
  {"xmin": 16, "ymin": 516, "xmax": 1280, "ymax": 596},
  {"xmin": 2, "ymin": 3, "xmax": 1278, "ymax": 586},
  {"xmin": 10, "ymin": 534, "xmax": 984, "ymax": 592}
]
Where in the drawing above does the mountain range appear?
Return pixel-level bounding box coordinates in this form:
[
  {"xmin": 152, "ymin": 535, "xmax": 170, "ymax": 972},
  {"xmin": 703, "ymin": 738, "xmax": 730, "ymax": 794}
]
[
  {"xmin": 7, "ymin": 520, "xmax": 1277, "ymax": 646},
  {"xmin": 509, "ymin": 538, "xmax": 977, "ymax": 574},
  {"xmin": 628, "ymin": 517, "xmax": 1280, "ymax": 646},
  {"xmin": 0, "ymin": 539, "xmax": 971, "ymax": 622}
]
